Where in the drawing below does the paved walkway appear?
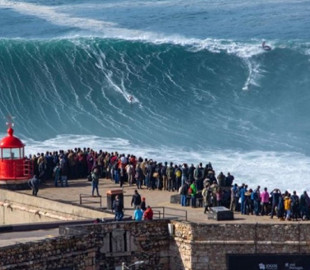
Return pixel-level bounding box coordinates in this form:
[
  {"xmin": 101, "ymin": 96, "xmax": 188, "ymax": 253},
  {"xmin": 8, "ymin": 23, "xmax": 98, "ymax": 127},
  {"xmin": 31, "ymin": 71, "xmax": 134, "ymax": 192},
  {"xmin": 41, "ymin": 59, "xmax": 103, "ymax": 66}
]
[{"xmin": 17, "ymin": 177, "xmax": 310, "ymax": 224}]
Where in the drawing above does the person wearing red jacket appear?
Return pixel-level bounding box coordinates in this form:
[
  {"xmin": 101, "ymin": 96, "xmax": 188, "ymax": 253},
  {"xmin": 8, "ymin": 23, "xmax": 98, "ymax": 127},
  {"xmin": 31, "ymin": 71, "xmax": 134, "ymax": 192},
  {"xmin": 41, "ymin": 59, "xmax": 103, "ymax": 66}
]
[{"xmin": 143, "ymin": 205, "xmax": 153, "ymax": 220}]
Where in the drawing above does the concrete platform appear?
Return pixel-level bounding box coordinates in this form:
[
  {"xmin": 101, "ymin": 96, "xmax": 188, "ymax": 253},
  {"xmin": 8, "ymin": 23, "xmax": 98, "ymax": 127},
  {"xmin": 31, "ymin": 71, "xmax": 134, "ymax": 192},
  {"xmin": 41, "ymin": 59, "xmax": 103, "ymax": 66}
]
[{"xmin": 16, "ymin": 177, "xmax": 310, "ymax": 225}]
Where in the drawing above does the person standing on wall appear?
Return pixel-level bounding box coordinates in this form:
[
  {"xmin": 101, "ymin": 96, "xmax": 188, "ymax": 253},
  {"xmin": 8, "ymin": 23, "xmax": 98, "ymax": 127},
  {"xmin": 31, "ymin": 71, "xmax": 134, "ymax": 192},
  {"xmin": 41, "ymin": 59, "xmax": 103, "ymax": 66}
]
[
  {"xmin": 140, "ymin": 197, "xmax": 146, "ymax": 211},
  {"xmin": 113, "ymin": 195, "xmax": 124, "ymax": 221},
  {"xmin": 167, "ymin": 162, "xmax": 175, "ymax": 192},
  {"xmin": 253, "ymin": 186, "xmax": 261, "ymax": 216},
  {"xmin": 131, "ymin": 189, "xmax": 142, "ymax": 208},
  {"xmin": 230, "ymin": 183, "xmax": 239, "ymax": 212},
  {"xmin": 202, "ymin": 183, "xmax": 212, "ymax": 213},
  {"xmin": 59, "ymin": 155, "xmax": 68, "ymax": 187},
  {"xmin": 270, "ymin": 188, "xmax": 280, "ymax": 219},
  {"xmin": 180, "ymin": 181, "xmax": 189, "ymax": 207},
  {"xmin": 126, "ymin": 162, "xmax": 134, "ymax": 186},
  {"xmin": 28, "ymin": 174, "xmax": 40, "ymax": 196},
  {"xmin": 53, "ymin": 163, "xmax": 60, "ymax": 187},
  {"xmin": 239, "ymin": 184, "xmax": 247, "ymax": 215},
  {"xmin": 181, "ymin": 163, "xmax": 188, "ymax": 187},
  {"xmin": 91, "ymin": 167, "xmax": 100, "ymax": 197},
  {"xmin": 260, "ymin": 187, "xmax": 270, "ymax": 216},
  {"xmin": 194, "ymin": 164, "xmax": 203, "ymax": 191},
  {"xmin": 189, "ymin": 181, "xmax": 197, "ymax": 208},
  {"xmin": 161, "ymin": 162, "xmax": 168, "ymax": 191},
  {"xmin": 291, "ymin": 191, "xmax": 300, "ymax": 221},
  {"xmin": 135, "ymin": 162, "xmax": 143, "ymax": 189},
  {"xmin": 143, "ymin": 205, "xmax": 153, "ymax": 220},
  {"xmin": 134, "ymin": 206, "xmax": 143, "ymax": 221}
]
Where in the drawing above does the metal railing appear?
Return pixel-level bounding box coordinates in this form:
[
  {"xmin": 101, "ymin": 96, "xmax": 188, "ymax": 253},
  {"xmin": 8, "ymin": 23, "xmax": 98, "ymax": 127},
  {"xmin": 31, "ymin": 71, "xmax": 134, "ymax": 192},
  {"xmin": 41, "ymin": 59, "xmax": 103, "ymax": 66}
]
[
  {"xmin": 123, "ymin": 206, "xmax": 187, "ymax": 221},
  {"xmin": 77, "ymin": 194, "xmax": 187, "ymax": 221},
  {"xmin": 23, "ymin": 159, "xmax": 34, "ymax": 177},
  {"xmin": 152, "ymin": 207, "xmax": 187, "ymax": 221},
  {"xmin": 79, "ymin": 193, "xmax": 102, "ymax": 207}
]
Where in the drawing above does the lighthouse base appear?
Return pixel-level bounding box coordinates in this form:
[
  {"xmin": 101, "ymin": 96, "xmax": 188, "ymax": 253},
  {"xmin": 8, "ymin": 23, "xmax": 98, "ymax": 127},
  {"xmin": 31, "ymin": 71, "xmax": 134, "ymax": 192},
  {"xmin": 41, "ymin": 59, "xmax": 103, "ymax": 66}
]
[{"xmin": 0, "ymin": 178, "xmax": 31, "ymax": 190}]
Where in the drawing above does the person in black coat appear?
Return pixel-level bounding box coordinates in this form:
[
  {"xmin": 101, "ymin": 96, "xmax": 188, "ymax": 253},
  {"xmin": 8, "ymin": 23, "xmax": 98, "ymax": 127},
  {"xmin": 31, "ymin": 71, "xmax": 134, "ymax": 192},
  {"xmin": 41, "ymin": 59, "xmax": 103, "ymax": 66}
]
[
  {"xmin": 28, "ymin": 175, "xmax": 40, "ymax": 196},
  {"xmin": 113, "ymin": 195, "xmax": 124, "ymax": 221},
  {"xmin": 131, "ymin": 190, "xmax": 141, "ymax": 208},
  {"xmin": 140, "ymin": 197, "xmax": 146, "ymax": 211},
  {"xmin": 180, "ymin": 181, "xmax": 189, "ymax": 207}
]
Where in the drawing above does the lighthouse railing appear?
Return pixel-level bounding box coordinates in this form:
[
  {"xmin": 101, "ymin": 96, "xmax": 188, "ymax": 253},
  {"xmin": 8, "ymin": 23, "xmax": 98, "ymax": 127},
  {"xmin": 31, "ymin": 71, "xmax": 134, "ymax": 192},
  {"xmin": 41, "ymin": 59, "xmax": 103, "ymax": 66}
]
[
  {"xmin": 23, "ymin": 158, "xmax": 34, "ymax": 177},
  {"xmin": 9, "ymin": 158, "xmax": 34, "ymax": 179}
]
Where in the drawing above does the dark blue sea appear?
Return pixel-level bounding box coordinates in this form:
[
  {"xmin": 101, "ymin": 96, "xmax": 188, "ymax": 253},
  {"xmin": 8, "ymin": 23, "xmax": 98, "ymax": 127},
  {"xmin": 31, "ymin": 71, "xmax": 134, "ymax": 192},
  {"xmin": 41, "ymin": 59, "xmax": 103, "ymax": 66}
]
[{"xmin": 0, "ymin": 0, "xmax": 310, "ymax": 192}]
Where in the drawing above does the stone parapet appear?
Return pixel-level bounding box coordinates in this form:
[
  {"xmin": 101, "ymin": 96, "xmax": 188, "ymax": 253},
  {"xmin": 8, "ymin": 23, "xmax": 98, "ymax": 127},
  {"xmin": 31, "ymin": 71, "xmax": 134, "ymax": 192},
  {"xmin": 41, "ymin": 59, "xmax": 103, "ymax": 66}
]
[{"xmin": 170, "ymin": 221, "xmax": 310, "ymax": 270}]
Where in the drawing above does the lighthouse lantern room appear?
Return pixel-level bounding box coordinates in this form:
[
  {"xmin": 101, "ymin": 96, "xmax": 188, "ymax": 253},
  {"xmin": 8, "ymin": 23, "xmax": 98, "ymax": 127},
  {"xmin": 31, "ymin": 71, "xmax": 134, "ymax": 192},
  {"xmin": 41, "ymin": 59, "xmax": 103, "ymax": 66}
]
[{"xmin": 0, "ymin": 117, "xmax": 33, "ymax": 186}]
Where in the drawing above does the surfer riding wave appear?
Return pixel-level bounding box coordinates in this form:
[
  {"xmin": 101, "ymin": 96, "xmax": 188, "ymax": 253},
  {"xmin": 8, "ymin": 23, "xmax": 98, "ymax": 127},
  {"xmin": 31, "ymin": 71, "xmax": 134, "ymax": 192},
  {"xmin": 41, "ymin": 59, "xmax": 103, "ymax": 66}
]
[{"xmin": 262, "ymin": 41, "xmax": 271, "ymax": 51}]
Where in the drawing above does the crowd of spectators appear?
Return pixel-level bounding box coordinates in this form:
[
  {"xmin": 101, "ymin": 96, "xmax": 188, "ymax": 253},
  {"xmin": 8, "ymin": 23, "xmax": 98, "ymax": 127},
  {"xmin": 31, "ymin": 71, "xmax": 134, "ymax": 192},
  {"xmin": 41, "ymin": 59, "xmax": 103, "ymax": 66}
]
[
  {"xmin": 28, "ymin": 148, "xmax": 310, "ymax": 222},
  {"xmin": 228, "ymin": 185, "xmax": 310, "ymax": 221}
]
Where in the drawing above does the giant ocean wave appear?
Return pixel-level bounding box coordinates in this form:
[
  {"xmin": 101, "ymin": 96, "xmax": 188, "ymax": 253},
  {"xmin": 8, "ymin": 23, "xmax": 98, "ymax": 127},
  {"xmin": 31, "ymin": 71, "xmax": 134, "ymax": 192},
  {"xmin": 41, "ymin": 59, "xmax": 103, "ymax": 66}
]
[
  {"xmin": 0, "ymin": 38, "xmax": 309, "ymax": 151},
  {"xmin": 0, "ymin": 37, "xmax": 310, "ymax": 192}
]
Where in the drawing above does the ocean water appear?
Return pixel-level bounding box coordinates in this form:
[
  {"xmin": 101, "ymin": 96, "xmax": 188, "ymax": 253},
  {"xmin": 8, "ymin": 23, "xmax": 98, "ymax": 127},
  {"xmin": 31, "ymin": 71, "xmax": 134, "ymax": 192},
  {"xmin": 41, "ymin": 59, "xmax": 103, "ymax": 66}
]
[{"xmin": 0, "ymin": 0, "xmax": 310, "ymax": 193}]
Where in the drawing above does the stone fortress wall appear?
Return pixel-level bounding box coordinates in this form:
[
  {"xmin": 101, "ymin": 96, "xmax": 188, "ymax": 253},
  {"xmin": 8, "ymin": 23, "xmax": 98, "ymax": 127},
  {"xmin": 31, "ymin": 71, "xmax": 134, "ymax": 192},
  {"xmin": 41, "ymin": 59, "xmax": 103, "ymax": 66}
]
[
  {"xmin": 1, "ymin": 219, "xmax": 310, "ymax": 270},
  {"xmin": 170, "ymin": 221, "xmax": 310, "ymax": 270}
]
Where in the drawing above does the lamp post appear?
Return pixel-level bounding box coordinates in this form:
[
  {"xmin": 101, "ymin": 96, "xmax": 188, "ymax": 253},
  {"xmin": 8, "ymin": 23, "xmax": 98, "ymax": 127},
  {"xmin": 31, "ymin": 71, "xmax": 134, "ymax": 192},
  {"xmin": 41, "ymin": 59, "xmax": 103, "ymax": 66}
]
[{"xmin": 121, "ymin": 261, "xmax": 144, "ymax": 270}]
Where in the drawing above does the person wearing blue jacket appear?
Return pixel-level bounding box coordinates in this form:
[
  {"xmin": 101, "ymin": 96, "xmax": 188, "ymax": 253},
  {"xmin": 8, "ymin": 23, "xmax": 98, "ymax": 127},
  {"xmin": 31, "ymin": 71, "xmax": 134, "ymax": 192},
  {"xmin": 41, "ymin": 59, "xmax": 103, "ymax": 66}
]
[
  {"xmin": 239, "ymin": 184, "xmax": 247, "ymax": 215},
  {"xmin": 134, "ymin": 206, "xmax": 143, "ymax": 221}
]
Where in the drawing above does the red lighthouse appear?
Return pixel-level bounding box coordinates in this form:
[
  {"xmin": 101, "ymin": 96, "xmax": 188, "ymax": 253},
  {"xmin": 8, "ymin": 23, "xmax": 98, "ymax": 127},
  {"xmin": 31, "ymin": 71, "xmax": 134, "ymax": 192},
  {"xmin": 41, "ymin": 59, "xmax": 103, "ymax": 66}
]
[{"xmin": 0, "ymin": 118, "xmax": 33, "ymax": 187}]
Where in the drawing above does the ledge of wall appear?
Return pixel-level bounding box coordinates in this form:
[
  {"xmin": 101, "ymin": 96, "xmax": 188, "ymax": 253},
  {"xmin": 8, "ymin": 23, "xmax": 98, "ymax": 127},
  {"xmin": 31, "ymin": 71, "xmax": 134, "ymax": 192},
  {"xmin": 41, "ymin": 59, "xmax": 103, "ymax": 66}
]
[
  {"xmin": 169, "ymin": 221, "xmax": 310, "ymax": 270},
  {"xmin": 0, "ymin": 189, "xmax": 114, "ymax": 224}
]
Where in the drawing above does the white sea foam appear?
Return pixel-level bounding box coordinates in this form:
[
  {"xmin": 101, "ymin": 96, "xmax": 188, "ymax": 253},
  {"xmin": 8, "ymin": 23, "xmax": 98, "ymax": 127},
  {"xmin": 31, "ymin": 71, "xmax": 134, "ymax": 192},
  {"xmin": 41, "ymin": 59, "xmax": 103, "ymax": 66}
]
[
  {"xmin": 67, "ymin": 0, "xmax": 307, "ymax": 12},
  {"xmin": 15, "ymin": 133, "xmax": 310, "ymax": 195},
  {"xmin": 0, "ymin": 0, "xmax": 266, "ymax": 58},
  {"xmin": 242, "ymin": 58, "xmax": 262, "ymax": 91},
  {"xmin": 67, "ymin": 0, "xmax": 177, "ymax": 10},
  {"xmin": 1, "ymin": 0, "xmax": 308, "ymax": 58}
]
